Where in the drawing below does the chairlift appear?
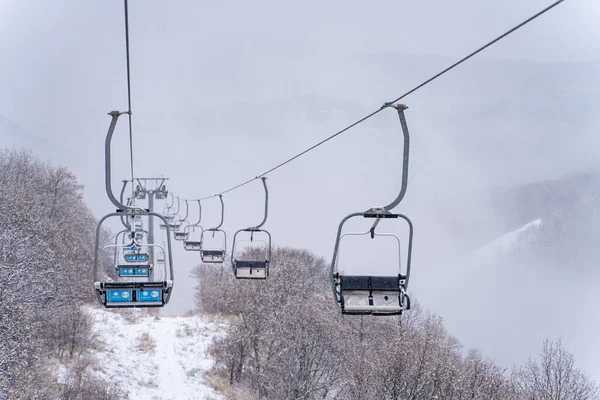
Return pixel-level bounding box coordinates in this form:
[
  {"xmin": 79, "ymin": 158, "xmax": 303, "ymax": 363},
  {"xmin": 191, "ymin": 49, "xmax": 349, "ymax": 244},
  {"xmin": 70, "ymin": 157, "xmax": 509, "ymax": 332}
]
[
  {"xmin": 201, "ymin": 195, "xmax": 226, "ymax": 263},
  {"xmin": 94, "ymin": 111, "xmax": 174, "ymax": 308},
  {"xmin": 134, "ymin": 184, "xmax": 146, "ymax": 199},
  {"xmin": 184, "ymin": 200, "xmax": 203, "ymax": 251},
  {"xmin": 155, "ymin": 184, "xmax": 168, "ymax": 200},
  {"xmin": 330, "ymin": 105, "xmax": 413, "ymax": 316},
  {"xmin": 174, "ymin": 222, "xmax": 190, "ymax": 241},
  {"xmin": 231, "ymin": 178, "xmax": 271, "ymax": 279},
  {"xmin": 173, "ymin": 200, "xmax": 190, "ymax": 240}
]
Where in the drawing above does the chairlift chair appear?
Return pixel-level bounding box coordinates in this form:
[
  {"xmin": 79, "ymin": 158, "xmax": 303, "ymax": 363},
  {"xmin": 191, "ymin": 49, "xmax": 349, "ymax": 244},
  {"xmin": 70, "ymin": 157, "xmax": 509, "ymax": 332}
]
[
  {"xmin": 231, "ymin": 178, "xmax": 272, "ymax": 279},
  {"xmin": 93, "ymin": 111, "xmax": 174, "ymax": 308},
  {"xmin": 184, "ymin": 200, "xmax": 203, "ymax": 251},
  {"xmin": 174, "ymin": 222, "xmax": 190, "ymax": 241},
  {"xmin": 134, "ymin": 184, "xmax": 146, "ymax": 199},
  {"xmin": 330, "ymin": 104, "xmax": 413, "ymax": 316},
  {"xmin": 155, "ymin": 184, "xmax": 168, "ymax": 200},
  {"xmin": 173, "ymin": 200, "xmax": 190, "ymax": 240},
  {"xmin": 333, "ymin": 228, "xmax": 410, "ymax": 315},
  {"xmin": 200, "ymin": 195, "xmax": 226, "ymax": 263}
]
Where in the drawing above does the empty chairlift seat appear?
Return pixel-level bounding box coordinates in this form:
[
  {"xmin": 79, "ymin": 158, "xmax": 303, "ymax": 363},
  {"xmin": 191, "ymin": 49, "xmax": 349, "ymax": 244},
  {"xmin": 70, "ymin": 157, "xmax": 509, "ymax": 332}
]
[
  {"xmin": 338, "ymin": 275, "xmax": 408, "ymax": 315},
  {"xmin": 184, "ymin": 240, "xmax": 202, "ymax": 251},
  {"xmin": 201, "ymin": 249, "xmax": 225, "ymax": 263},
  {"xmin": 233, "ymin": 259, "xmax": 268, "ymax": 279},
  {"xmin": 174, "ymin": 231, "xmax": 189, "ymax": 241}
]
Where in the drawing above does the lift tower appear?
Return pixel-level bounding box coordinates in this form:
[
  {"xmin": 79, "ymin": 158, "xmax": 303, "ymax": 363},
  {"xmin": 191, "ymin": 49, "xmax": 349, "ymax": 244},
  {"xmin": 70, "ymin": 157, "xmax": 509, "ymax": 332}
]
[{"xmin": 128, "ymin": 177, "xmax": 169, "ymax": 279}]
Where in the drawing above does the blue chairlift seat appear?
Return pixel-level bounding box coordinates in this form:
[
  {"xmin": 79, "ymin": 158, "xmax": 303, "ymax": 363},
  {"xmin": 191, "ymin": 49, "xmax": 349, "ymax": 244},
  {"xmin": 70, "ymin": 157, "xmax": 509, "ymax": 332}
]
[
  {"xmin": 117, "ymin": 266, "xmax": 150, "ymax": 277},
  {"xmin": 97, "ymin": 281, "xmax": 172, "ymax": 308}
]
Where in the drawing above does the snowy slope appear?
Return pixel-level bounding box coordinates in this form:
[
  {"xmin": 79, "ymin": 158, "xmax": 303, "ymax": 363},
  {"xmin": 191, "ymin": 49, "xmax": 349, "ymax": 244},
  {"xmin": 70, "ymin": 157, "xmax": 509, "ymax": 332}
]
[
  {"xmin": 88, "ymin": 307, "xmax": 224, "ymax": 400},
  {"xmin": 470, "ymin": 218, "xmax": 542, "ymax": 266}
]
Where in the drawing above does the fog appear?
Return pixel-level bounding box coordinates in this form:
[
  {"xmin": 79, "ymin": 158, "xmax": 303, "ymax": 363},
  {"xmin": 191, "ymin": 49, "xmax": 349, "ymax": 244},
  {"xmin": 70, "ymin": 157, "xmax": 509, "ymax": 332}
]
[{"xmin": 1, "ymin": 0, "xmax": 599, "ymax": 381}]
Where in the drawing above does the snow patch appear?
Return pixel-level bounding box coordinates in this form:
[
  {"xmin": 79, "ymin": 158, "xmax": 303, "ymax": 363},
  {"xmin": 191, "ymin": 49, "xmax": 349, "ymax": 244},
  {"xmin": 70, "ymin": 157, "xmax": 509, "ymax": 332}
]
[
  {"xmin": 88, "ymin": 307, "xmax": 225, "ymax": 400},
  {"xmin": 470, "ymin": 218, "xmax": 542, "ymax": 266}
]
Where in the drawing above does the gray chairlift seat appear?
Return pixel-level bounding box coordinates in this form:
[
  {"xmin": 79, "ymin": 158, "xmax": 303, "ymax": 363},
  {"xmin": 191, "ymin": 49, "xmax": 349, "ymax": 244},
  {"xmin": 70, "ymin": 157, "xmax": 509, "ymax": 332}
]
[
  {"xmin": 231, "ymin": 230, "xmax": 271, "ymax": 280},
  {"xmin": 174, "ymin": 230, "xmax": 189, "ymax": 241},
  {"xmin": 200, "ymin": 222, "xmax": 226, "ymax": 263},
  {"xmin": 201, "ymin": 249, "xmax": 225, "ymax": 263},
  {"xmin": 337, "ymin": 274, "xmax": 408, "ymax": 315},
  {"xmin": 332, "ymin": 219, "xmax": 412, "ymax": 316},
  {"xmin": 233, "ymin": 260, "xmax": 269, "ymax": 279},
  {"xmin": 184, "ymin": 240, "xmax": 202, "ymax": 251}
]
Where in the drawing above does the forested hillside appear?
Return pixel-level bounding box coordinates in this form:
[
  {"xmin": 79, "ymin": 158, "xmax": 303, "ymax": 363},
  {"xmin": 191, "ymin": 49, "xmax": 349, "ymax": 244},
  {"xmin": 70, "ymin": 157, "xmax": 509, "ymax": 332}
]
[
  {"xmin": 1, "ymin": 149, "xmax": 598, "ymax": 399},
  {"xmin": 196, "ymin": 247, "xmax": 599, "ymax": 400},
  {"xmin": 0, "ymin": 149, "xmax": 124, "ymax": 399}
]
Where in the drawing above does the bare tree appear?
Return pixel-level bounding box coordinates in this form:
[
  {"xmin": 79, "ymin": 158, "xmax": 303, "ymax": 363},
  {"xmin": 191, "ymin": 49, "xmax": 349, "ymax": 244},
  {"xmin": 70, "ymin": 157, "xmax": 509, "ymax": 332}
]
[{"xmin": 512, "ymin": 339, "xmax": 599, "ymax": 400}]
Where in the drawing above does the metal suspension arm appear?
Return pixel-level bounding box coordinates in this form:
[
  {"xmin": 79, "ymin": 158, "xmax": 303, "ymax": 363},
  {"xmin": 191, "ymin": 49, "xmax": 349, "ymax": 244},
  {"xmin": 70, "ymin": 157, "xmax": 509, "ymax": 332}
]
[
  {"xmin": 192, "ymin": 200, "xmax": 202, "ymax": 227},
  {"xmin": 181, "ymin": 200, "xmax": 189, "ymax": 221},
  {"xmin": 105, "ymin": 111, "xmax": 130, "ymax": 210},
  {"xmin": 252, "ymin": 177, "xmax": 269, "ymax": 230},
  {"xmin": 173, "ymin": 197, "xmax": 180, "ymax": 215},
  {"xmin": 380, "ymin": 104, "xmax": 410, "ymax": 212},
  {"xmin": 209, "ymin": 195, "xmax": 224, "ymax": 230},
  {"xmin": 119, "ymin": 180, "xmax": 131, "ymax": 229}
]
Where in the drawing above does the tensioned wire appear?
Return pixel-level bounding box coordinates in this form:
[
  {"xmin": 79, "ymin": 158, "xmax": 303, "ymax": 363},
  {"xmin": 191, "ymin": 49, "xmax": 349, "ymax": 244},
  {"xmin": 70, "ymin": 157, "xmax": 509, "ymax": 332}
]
[{"xmin": 179, "ymin": 0, "xmax": 567, "ymax": 201}]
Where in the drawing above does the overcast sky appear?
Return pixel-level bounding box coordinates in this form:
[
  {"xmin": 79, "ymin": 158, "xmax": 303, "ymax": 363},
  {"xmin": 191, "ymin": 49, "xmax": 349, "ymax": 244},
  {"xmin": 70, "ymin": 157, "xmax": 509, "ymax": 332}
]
[{"xmin": 1, "ymin": 0, "xmax": 599, "ymax": 379}]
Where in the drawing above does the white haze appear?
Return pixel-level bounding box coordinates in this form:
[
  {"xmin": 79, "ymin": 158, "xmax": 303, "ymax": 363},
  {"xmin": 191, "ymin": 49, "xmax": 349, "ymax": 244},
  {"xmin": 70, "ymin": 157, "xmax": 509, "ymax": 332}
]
[{"xmin": 0, "ymin": 0, "xmax": 599, "ymax": 381}]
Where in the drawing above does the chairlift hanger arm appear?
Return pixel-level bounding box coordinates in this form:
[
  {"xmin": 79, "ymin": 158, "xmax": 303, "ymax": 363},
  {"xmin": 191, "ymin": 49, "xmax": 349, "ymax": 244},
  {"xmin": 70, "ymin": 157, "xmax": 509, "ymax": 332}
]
[
  {"xmin": 105, "ymin": 111, "xmax": 131, "ymax": 210},
  {"xmin": 378, "ymin": 105, "xmax": 410, "ymax": 213},
  {"xmin": 173, "ymin": 197, "xmax": 180, "ymax": 215},
  {"xmin": 209, "ymin": 195, "xmax": 224, "ymax": 231},
  {"xmin": 119, "ymin": 180, "xmax": 131, "ymax": 229},
  {"xmin": 251, "ymin": 177, "xmax": 269, "ymax": 230},
  {"xmin": 181, "ymin": 200, "xmax": 189, "ymax": 221},
  {"xmin": 192, "ymin": 200, "xmax": 202, "ymax": 227}
]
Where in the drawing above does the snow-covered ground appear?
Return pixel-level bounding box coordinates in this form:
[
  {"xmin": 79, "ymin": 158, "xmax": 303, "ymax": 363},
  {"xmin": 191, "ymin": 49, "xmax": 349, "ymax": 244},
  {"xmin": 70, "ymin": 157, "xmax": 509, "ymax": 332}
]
[{"xmin": 88, "ymin": 307, "xmax": 224, "ymax": 400}]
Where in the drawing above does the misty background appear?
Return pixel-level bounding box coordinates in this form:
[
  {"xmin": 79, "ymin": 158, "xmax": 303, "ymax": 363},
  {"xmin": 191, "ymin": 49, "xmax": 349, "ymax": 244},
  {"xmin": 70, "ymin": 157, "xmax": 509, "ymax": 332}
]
[{"xmin": 0, "ymin": 0, "xmax": 598, "ymax": 383}]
